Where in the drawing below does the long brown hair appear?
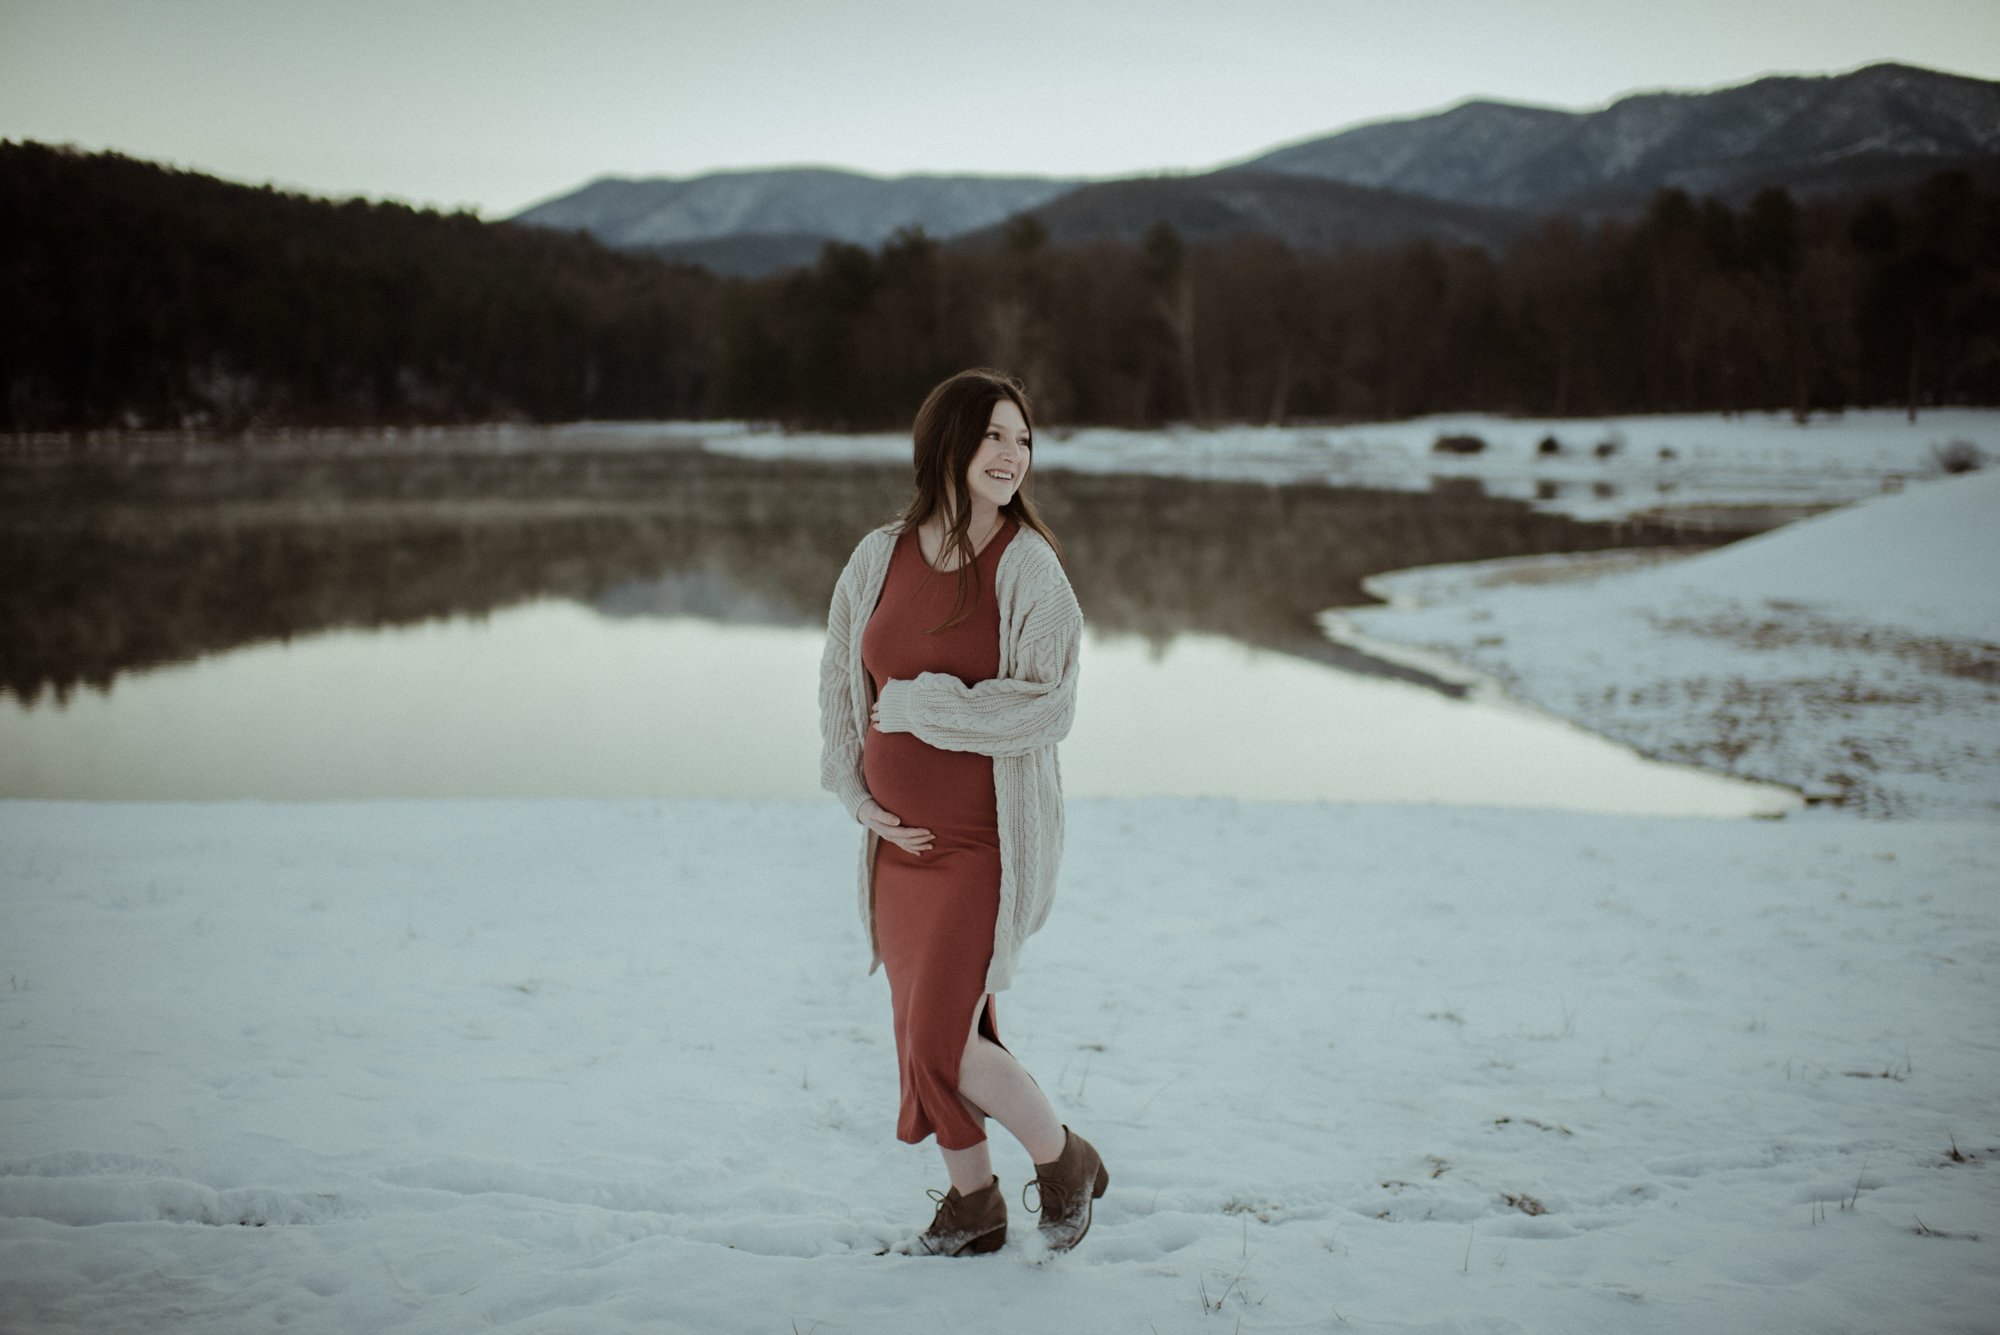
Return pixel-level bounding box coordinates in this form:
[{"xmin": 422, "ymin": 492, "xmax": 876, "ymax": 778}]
[{"xmin": 897, "ymin": 367, "xmax": 1065, "ymax": 633}]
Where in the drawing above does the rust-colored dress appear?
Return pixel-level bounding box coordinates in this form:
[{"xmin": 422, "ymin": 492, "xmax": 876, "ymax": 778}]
[{"xmin": 861, "ymin": 517, "xmax": 1021, "ymax": 1150}]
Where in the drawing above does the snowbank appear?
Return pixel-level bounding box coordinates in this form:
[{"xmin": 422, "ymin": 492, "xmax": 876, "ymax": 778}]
[
  {"xmin": 1, "ymin": 797, "xmax": 1996, "ymax": 1333},
  {"xmin": 1330, "ymin": 470, "xmax": 2000, "ymax": 818},
  {"xmin": 699, "ymin": 408, "xmax": 2000, "ymax": 525},
  {"xmin": 1593, "ymin": 469, "xmax": 2000, "ymax": 642}
]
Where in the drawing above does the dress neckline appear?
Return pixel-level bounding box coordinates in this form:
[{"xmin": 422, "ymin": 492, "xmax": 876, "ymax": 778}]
[{"xmin": 909, "ymin": 516, "xmax": 1016, "ymax": 574}]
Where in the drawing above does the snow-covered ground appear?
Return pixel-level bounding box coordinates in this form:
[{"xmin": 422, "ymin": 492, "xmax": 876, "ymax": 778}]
[
  {"xmin": 5, "ymin": 417, "xmax": 1998, "ymax": 1332},
  {"xmin": 699, "ymin": 408, "xmax": 2000, "ymax": 524},
  {"xmin": 2, "ymin": 798, "xmax": 1996, "ymax": 1334},
  {"xmin": 1328, "ymin": 469, "xmax": 2000, "ymax": 821}
]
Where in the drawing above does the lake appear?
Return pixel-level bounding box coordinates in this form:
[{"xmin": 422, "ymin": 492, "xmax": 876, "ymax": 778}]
[{"xmin": 0, "ymin": 427, "xmax": 1800, "ymax": 816}]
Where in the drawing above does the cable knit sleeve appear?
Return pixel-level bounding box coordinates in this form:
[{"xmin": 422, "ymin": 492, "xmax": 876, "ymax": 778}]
[
  {"xmin": 817, "ymin": 546, "xmax": 875, "ymax": 821},
  {"xmin": 872, "ymin": 555, "xmax": 1082, "ymax": 758}
]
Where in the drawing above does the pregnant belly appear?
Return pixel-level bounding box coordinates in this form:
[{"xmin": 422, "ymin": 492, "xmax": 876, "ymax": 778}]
[{"xmin": 863, "ymin": 727, "xmax": 998, "ymax": 842}]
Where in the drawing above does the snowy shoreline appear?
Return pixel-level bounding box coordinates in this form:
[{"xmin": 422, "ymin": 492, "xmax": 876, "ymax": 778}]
[
  {"xmin": 699, "ymin": 407, "xmax": 1999, "ymax": 526},
  {"xmin": 16, "ymin": 408, "xmax": 1992, "ymax": 528},
  {"xmin": 1326, "ymin": 468, "xmax": 2000, "ymax": 822}
]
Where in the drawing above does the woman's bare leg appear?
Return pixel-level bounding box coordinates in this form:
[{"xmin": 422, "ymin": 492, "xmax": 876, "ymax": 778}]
[
  {"xmin": 936, "ymin": 1003, "xmax": 1000, "ymax": 1195},
  {"xmin": 939, "ymin": 1131, "xmax": 994, "ymax": 1196},
  {"xmin": 938, "ymin": 998, "xmax": 1066, "ymax": 1193}
]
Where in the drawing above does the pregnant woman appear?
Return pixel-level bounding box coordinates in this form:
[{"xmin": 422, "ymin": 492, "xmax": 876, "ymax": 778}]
[{"xmin": 818, "ymin": 367, "xmax": 1107, "ymax": 1257}]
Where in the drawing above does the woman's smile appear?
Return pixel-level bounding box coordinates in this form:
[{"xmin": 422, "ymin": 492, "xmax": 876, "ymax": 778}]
[{"xmin": 967, "ymin": 399, "xmax": 1031, "ymax": 506}]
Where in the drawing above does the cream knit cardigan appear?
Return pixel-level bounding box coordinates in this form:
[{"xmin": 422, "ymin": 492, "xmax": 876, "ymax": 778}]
[{"xmin": 817, "ymin": 520, "xmax": 1084, "ymax": 993}]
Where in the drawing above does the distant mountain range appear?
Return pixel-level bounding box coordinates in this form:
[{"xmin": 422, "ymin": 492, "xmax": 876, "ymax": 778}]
[
  {"xmin": 514, "ymin": 167, "xmax": 1076, "ymax": 267},
  {"xmin": 511, "ymin": 61, "xmax": 2000, "ymax": 276}
]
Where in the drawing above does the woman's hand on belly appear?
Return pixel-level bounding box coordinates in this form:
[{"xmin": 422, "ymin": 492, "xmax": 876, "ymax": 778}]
[{"xmin": 859, "ymin": 797, "xmax": 934, "ymax": 856}]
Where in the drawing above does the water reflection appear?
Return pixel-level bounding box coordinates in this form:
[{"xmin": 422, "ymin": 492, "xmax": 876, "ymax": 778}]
[
  {"xmin": 0, "ymin": 601, "xmax": 1795, "ymax": 816},
  {"xmin": 0, "ymin": 431, "xmax": 1790, "ymax": 813},
  {"xmin": 1, "ymin": 435, "xmax": 1708, "ymax": 704}
]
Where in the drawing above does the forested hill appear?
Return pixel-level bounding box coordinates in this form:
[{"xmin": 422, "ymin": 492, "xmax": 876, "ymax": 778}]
[
  {"xmin": 1, "ymin": 140, "xmax": 718, "ymax": 431},
  {"xmin": 5, "ymin": 139, "xmax": 1997, "ymax": 433}
]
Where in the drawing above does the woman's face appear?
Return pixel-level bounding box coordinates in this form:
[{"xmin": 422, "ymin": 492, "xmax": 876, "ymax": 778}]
[{"xmin": 962, "ymin": 397, "xmax": 1031, "ymax": 513}]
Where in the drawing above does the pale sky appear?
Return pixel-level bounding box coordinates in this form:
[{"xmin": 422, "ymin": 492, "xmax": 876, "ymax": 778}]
[{"xmin": 3, "ymin": 0, "xmax": 1996, "ymax": 220}]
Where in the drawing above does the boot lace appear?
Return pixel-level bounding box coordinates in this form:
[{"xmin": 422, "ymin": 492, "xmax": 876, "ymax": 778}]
[
  {"xmin": 1023, "ymin": 1174, "xmax": 1074, "ymax": 1219},
  {"xmin": 918, "ymin": 1183, "xmax": 1006, "ymax": 1257}
]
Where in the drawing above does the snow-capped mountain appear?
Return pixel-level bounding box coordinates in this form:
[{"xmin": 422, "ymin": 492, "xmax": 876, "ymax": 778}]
[
  {"xmin": 512, "ymin": 167, "xmax": 1081, "ymax": 252},
  {"xmin": 1238, "ymin": 61, "xmax": 2000, "ymax": 215},
  {"xmin": 511, "ymin": 61, "xmax": 2000, "ymax": 274}
]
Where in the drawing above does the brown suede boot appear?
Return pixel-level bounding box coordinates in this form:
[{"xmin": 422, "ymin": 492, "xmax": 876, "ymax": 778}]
[
  {"xmin": 914, "ymin": 1174, "xmax": 1007, "ymax": 1257},
  {"xmin": 1024, "ymin": 1126, "xmax": 1109, "ymax": 1252}
]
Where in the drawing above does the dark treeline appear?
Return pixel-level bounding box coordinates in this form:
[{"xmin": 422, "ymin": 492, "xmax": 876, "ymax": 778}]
[
  {"xmin": 5, "ymin": 139, "xmax": 1997, "ymax": 432},
  {"xmin": 2, "ymin": 141, "xmax": 716, "ymax": 430}
]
